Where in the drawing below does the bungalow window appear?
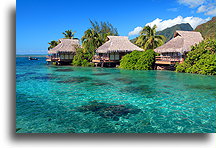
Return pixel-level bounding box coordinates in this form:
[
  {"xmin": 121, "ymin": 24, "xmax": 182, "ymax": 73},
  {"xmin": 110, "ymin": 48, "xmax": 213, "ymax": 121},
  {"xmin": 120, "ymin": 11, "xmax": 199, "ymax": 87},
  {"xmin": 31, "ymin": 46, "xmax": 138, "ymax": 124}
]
[
  {"xmin": 60, "ymin": 54, "xmax": 65, "ymax": 59},
  {"xmin": 110, "ymin": 53, "xmax": 115, "ymax": 60},
  {"xmin": 65, "ymin": 54, "xmax": 69, "ymax": 59},
  {"xmin": 69, "ymin": 54, "xmax": 73, "ymax": 59},
  {"xmin": 114, "ymin": 52, "xmax": 119, "ymax": 60}
]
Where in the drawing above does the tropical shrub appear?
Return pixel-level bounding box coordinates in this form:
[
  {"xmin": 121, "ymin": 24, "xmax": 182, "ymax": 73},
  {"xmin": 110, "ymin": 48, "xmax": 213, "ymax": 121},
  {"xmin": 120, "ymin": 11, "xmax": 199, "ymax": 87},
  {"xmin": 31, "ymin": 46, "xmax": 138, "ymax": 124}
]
[
  {"xmin": 176, "ymin": 39, "xmax": 216, "ymax": 75},
  {"xmin": 119, "ymin": 49, "xmax": 157, "ymax": 70},
  {"xmin": 72, "ymin": 48, "xmax": 94, "ymax": 67}
]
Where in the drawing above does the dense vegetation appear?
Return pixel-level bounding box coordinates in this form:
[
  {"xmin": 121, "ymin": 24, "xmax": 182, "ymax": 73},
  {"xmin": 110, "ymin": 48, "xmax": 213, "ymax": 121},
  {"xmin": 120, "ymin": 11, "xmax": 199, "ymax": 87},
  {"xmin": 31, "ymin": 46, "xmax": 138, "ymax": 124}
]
[
  {"xmin": 72, "ymin": 48, "xmax": 95, "ymax": 67},
  {"xmin": 195, "ymin": 17, "xmax": 216, "ymax": 40},
  {"xmin": 119, "ymin": 50, "xmax": 157, "ymax": 70},
  {"xmin": 156, "ymin": 23, "xmax": 193, "ymax": 42},
  {"xmin": 135, "ymin": 25, "xmax": 165, "ymax": 50},
  {"xmin": 48, "ymin": 30, "xmax": 76, "ymax": 50},
  {"xmin": 176, "ymin": 39, "xmax": 216, "ymax": 75},
  {"xmin": 72, "ymin": 20, "xmax": 118, "ymax": 66}
]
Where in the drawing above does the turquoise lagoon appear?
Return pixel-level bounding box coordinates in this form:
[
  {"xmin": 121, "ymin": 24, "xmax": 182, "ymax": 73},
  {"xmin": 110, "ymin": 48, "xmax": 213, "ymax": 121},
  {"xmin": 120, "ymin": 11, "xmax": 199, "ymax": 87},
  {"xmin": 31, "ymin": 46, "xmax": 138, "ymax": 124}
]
[{"xmin": 16, "ymin": 57, "xmax": 216, "ymax": 133}]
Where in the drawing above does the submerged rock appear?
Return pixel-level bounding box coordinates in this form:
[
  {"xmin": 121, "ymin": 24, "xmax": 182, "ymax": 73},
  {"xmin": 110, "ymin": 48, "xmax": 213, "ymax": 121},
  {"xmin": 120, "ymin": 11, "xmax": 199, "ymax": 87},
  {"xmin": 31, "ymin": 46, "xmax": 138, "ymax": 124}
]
[{"xmin": 77, "ymin": 100, "xmax": 142, "ymax": 121}]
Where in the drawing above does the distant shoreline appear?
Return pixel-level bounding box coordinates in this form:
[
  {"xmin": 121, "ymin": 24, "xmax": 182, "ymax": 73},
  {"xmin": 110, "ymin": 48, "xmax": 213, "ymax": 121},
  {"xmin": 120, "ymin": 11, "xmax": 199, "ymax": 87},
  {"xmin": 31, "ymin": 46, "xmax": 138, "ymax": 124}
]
[{"xmin": 16, "ymin": 55, "xmax": 47, "ymax": 57}]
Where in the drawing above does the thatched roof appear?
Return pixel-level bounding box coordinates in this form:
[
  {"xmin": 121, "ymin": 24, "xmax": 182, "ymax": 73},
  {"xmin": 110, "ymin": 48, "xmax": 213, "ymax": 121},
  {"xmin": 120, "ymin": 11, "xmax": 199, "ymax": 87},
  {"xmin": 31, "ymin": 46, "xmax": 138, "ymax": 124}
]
[
  {"xmin": 154, "ymin": 31, "xmax": 203, "ymax": 53},
  {"xmin": 96, "ymin": 36, "xmax": 143, "ymax": 53},
  {"xmin": 48, "ymin": 38, "xmax": 80, "ymax": 54}
]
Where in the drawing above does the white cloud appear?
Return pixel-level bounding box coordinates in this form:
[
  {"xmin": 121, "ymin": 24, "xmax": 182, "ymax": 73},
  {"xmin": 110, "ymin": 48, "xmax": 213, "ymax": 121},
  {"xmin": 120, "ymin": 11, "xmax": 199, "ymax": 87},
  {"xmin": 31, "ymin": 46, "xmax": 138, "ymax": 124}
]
[
  {"xmin": 197, "ymin": 5, "xmax": 207, "ymax": 13},
  {"xmin": 178, "ymin": 0, "xmax": 216, "ymax": 16},
  {"xmin": 128, "ymin": 26, "xmax": 143, "ymax": 36},
  {"xmin": 205, "ymin": 7, "xmax": 216, "ymax": 15},
  {"xmin": 145, "ymin": 16, "xmax": 210, "ymax": 31},
  {"xmin": 178, "ymin": 0, "xmax": 206, "ymax": 8},
  {"xmin": 128, "ymin": 16, "xmax": 210, "ymax": 36}
]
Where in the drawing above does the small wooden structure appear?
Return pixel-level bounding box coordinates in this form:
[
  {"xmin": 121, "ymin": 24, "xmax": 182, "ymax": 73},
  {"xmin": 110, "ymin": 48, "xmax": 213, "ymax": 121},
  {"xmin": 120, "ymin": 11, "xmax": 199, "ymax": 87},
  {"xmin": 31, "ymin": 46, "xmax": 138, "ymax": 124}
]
[
  {"xmin": 92, "ymin": 36, "xmax": 143, "ymax": 67},
  {"xmin": 46, "ymin": 38, "xmax": 80, "ymax": 65},
  {"xmin": 154, "ymin": 31, "xmax": 203, "ymax": 66}
]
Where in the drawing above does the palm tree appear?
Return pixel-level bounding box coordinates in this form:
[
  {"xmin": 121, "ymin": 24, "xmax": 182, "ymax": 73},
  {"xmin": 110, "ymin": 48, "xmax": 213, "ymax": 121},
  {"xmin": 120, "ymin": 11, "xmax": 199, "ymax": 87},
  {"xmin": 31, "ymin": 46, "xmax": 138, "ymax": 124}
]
[
  {"xmin": 135, "ymin": 25, "xmax": 165, "ymax": 50},
  {"xmin": 81, "ymin": 29, "xmax": 102, "ymax": 50},
  {"xmin": 62, "ymin": 30, "xmax": 76, "ymax": 39},
  {"xmin": 48, "ymin": 40, "xmax": 59, "ymax": 50}
]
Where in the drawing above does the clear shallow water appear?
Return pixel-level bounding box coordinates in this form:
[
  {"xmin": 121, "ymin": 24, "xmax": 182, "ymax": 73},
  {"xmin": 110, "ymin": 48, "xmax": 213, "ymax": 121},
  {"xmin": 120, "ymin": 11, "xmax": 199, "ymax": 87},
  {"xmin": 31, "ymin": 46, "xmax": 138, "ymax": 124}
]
[{"xmin": 16, "ymin": 57, "xmax": 216, "ymax": 133}]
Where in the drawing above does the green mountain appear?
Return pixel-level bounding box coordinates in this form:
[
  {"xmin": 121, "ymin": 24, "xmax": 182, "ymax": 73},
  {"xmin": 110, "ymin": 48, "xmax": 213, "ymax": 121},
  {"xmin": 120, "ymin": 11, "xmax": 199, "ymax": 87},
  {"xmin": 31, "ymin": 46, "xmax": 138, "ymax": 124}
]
[
  {"xmin": 130, "ymin": 23, "xmax": 194, "ymax": 44},
  {"xmin": 156, "ymin": 23, "xmax": 193, "ymax": 42},
  {"xmin": 195, "ymin": 17, "xmax": 216, "ymax": 39}
]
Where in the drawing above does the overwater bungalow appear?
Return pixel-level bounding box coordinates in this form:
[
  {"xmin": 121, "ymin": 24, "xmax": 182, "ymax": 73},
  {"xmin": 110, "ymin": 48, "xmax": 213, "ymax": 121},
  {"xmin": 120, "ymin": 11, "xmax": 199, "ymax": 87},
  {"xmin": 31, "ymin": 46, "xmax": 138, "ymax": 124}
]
[
  {"xmin": 92, "ymin": 36, "xmax": 143, "ymax": 67},
  {"xmin": 46, "ymin": 38, "xmax": 80, "ymax": 65},
  {"xmin": 154, "ymin": 31, "xmax": 203, "ymax": 65}
]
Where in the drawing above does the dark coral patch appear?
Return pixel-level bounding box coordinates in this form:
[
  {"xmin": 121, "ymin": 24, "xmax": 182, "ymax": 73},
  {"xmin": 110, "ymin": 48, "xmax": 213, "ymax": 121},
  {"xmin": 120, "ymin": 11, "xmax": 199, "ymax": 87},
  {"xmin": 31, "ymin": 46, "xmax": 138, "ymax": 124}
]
[
  {"xmin": 121, "ymin": 85, "xmax": 154, "ymax": 94},
  {"xmin": 32, "ymin": 76, "xmax": 57, "ymax": 80},
  {"xmin": 91, "ymin": 82, "xmax": 108, "ymax": 86},
  {"xmin": 186, "ymin": 85, "xmax": 216, "ymax": 90},
  {"xmin": 77, "ymin": 100, "xmax": 142, "ymax": 121},
  {"xmin": 25, "ymin": 72, "xmax": 37, "ymax": 75},
  {"xmin": 114, "ymin": 77, "xmax": 136, "ymax": 84},
  {"xmin": 91, "ymin": 73, "xmax": 111, "ymax": 76},
  {"xmin": 55, "ymin": 69, "xmax": 73, "ymax": 72},
  {"xmin": 57, "ymin": 77, "xmax": 91, "ymax": 83}
]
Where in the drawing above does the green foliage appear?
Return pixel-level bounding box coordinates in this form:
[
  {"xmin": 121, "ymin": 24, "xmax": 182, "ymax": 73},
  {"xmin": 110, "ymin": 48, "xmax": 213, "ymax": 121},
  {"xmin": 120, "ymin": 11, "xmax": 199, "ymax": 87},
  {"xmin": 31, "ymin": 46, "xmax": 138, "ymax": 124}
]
[
  {"xmin": 89, "ymin": 20, "xmax": 118, "ymax": 36},
  {"xmin": 156, "ymin": 23, "xmax": 193, "ymax": 42},
  {"xmin": 72, "ymin": 48, "xmax": 94, "ymax": 67},
  {"xmin": 62, "ymin": 30, "xmax": 76, "ymax": 39},
  {"xmin": 176, "ymin": 39, "xmax": 216, "ymax": 75},
  {"xmin": 135, "ymin": 25, "xmax": 166, "ymax": 50},
  {"xmin": 119, "ymin": 50, "xmax": 157, "ymax": 70},
  {"xmin": 81, "ymin": 20, "xmax": 119, "ymax": 62},
  {"xmin": 48, "ymin": 40, "xmax": 59, "ymax": 50}
]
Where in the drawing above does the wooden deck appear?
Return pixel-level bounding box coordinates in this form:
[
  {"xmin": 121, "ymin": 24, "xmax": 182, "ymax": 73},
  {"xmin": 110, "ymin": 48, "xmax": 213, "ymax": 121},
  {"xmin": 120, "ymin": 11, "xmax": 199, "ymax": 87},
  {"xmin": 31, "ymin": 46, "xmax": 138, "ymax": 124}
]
[
  {"xmin": 155, "ymin": 56, "xmax": 182, "ymax": 65},
  {"xmin": 92, "ymin": 59, "xmax": 120, "ymax": 67},
  {"xmin": 92, "ymin": 59, "xmax": 117, "ymax": 63},
  {"xmin": 46, "ymin": 58, "xmax": 60, "ymax": 62}
]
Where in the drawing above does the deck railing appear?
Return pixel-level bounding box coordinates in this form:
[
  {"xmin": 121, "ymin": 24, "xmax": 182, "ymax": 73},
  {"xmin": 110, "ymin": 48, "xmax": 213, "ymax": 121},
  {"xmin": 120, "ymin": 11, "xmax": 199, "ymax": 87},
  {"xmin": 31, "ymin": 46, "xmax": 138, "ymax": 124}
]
[
  {"xmin": 155, "ymin": 56, "xmax": 182, "ymax": 62},
  {"xmin": 155, "ymin": 56, "xmax": 183, "ymax": 64}
]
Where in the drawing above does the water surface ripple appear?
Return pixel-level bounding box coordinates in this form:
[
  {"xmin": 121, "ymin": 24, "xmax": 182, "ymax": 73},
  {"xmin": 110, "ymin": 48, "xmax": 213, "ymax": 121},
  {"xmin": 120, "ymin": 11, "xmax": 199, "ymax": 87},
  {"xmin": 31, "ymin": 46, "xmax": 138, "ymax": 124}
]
[{"xmin": 16, "ymin": 57, "xmax": 216, "ymax": 133}]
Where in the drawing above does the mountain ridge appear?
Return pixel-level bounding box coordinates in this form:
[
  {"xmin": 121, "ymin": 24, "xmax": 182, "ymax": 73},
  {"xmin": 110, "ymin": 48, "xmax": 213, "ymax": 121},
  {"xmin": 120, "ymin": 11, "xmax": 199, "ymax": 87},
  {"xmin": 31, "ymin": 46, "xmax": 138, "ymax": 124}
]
[
  {"xmin": 156, "ymin": 23, "xmax": 193, "ymax": 42},
  {"xmin": 195, "ymin": 17, "xmax": 216, "ymax": 39}
]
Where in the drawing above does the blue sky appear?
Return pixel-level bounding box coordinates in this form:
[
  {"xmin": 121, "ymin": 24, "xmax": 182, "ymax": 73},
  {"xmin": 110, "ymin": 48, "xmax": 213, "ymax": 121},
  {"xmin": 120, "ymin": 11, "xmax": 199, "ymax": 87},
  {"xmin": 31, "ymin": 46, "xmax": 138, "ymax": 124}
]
[{"xmin": 16, "ymin": 0, "xmax": 216, "ymax": 54}]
